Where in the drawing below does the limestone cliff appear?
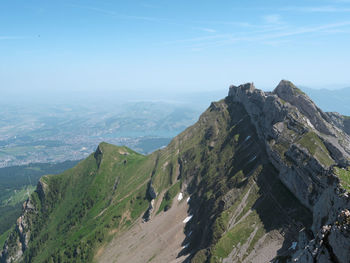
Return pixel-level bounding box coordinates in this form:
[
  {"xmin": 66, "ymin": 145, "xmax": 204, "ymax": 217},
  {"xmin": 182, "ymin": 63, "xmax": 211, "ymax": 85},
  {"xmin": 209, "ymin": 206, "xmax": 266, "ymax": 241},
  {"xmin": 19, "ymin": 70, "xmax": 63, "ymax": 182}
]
[{"xmin": 228, "ymin": 80, "xmax": 350, "ymax": 262}]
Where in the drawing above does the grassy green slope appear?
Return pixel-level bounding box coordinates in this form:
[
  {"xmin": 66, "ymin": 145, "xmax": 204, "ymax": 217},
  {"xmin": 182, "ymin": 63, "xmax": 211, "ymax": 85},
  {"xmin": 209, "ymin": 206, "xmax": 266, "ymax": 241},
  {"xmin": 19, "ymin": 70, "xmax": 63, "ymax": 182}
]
[
  {"xmin": 0, "ymin": 161, "xmax": 79, "ymax": 248},
  {"xmin": 14, "ymin": 144, "xmax": 157, "ymax": 262}
]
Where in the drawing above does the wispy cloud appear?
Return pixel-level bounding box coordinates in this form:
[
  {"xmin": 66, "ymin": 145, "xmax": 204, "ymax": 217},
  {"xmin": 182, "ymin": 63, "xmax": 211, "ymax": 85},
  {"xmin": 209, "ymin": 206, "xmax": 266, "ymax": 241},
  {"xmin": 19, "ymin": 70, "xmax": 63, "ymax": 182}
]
[
  {"xmin": 193, "ymin": 27, "xmax": 216, "ymax": 33},
  {"xmin": 69, "ymin": 4, "xmax": 160, "ymax": 22},
  {"xmin": 193, "ymin": 20, "xmax": 267, "ymax": 29},
  {"xmin": 262, "ymin": 14, "xmax": 282, "ymax": 24},
  {"xmin": 140, "ymin": 3, "xmax": 160, "ymax": 9},
  {"xmin": 329, "ymin": 0, "xmax": 350, "ymax": 3},
  {"xmin": 282, "ymin": 6, "xmax": 350, "ymax": 13},
  {"xmin": 69, "ymin": 3, "xmax": 350, "ymax": 51},
  {"xmin": 0, "ymin": 36, "xmax": 29, "ymax": 40},
  {"xmin": 161, "ymin": 34, "xmax": 231, "ymax": 45},
  {"xmin": 264, "ymin": 21, "xmax": 350, "ymax": 38},
  {"xmin": 161, "ymin": 20, "xmax": 350, "ymax": 50},
  {"xmin": 262, "ymin": 39, "xmax": 291, "ymax": 47}
]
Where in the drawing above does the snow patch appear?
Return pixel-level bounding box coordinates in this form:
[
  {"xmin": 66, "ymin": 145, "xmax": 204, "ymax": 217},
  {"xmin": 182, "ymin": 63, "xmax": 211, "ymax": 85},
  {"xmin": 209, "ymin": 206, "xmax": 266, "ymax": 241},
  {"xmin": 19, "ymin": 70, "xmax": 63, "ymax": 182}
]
[
  {"xmin": 236, "ymin": 117, "xmax": 245, "ymax": 125},
  {"xmin": 182, "ymin": 243, "xmax": 189, "ymax": 249},
  {"xmin": 289, "ymin": 242, "xmax": 297, "ymax": 250},
  {"xmin": 187, "ymin": 231, "xmax": 192, "ymax": 237},
  {"xmin": 244, "ymin": 135, "xmax": 251, "ymax": 142},
  {"xmin": 183, "ymin": 215, "xmax": 193, "ymax": 223},
  {"xmin": 306, "ymin": 118, "xmax": 315, "ymax": 129},
  {"xmin": 178, "ymin": 192, "xmax": 183, "ymax": 201},
  {"xmin": 186, "ymin": 197, "xmax": 190, "ymax": 203},
  {"xmin": 248, "ymin": 155, "xmax": 256, "ymax": 163}
]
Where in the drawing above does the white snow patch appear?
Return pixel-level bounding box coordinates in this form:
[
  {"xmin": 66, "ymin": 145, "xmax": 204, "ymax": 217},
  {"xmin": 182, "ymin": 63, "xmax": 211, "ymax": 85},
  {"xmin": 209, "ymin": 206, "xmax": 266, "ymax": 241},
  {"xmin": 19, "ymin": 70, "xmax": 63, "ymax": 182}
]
[
  {"xmin": 182, "ymin": 243, "xmax": 189, "ymax": 249},
  {"xmin": 186, "ymin": 197, "xmax": 190, "ymax": 203},
  {"xmin": 305, "ymin": 118, "xmax": 315, "ymax": 129},
  {"xmin": 178, "ymin": 192, "xmax": 183, "ymax": 201},
  {"xmin": 183, "ymin": 215, "xmax": 193, "ymax": 223},
  {"xmin": 237, "ymin": 118, "xmax": 244, "ymax": 124},
  {"xmin": 248, "ymin": 156, "xmax": 256, "ymax": 163},
  {"xmin": 289, "ymin": 242, "xmax": 297, "ymax": 250},
  {"xmin": 187, "ymin": 231, "xmax": 192, "ymax": 237},
  {"xmin": 244, "ymin": 135, "xmax": 251, "ymax": 142}
]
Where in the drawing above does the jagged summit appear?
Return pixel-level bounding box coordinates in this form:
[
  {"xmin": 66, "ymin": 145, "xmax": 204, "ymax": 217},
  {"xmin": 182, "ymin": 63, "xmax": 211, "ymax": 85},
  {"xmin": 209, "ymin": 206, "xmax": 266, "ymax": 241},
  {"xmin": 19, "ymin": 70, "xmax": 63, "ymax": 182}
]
[
  {"xmin": 229, "ymin": 82, "xmax": 255, "ymax": 93},
  {"xmin": 274, "ymin": 79, "xmax": 304, "ymax": 96},
  {"xmin": 228, "ymin": 80, "xmax": 350, "ymax": 165}
]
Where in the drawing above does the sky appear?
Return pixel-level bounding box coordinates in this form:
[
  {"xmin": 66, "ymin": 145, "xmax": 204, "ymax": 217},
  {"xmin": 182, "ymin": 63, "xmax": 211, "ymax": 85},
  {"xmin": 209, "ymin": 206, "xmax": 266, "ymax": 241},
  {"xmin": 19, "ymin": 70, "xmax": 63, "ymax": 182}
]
[{"xmin": 1, "ymin": 0, "xmax": 350, "ymax": 99}]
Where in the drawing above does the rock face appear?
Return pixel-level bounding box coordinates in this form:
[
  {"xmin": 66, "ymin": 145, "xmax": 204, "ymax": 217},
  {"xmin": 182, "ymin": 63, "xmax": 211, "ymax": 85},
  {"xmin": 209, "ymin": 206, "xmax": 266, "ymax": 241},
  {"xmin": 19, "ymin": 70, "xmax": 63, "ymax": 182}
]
[
  {"xmin": 143, "ymin": 181, "xmax": 157, "ymax": 222},
  {"xmin": 1, "ymin": 193, "xmax": 38, "ymax": 263},
  {"xmin": 94, "ymin": 145, "xmax": 103, "ymax": 168},
  {"xmin": 326, "ymin": 111, "xmax": 350, "ymax": 136},
  {"xmin": 228, "ymin": 80, "xmax": 350, "ymax": 262}
]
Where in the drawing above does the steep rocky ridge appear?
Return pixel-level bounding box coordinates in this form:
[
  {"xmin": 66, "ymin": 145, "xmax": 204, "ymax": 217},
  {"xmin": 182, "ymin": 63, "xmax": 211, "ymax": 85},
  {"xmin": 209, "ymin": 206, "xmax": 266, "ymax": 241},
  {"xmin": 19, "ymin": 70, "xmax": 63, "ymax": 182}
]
[
  {"xmin": 326, "ymin": 112, "xmax": 350, "ymax": 136},
  {"xmin": 1, "ymin": 80, "xmax": 350, "ymax": 263},
  {"xmin": 228, "ymin": 80, "xmax": 350, "ymax": 262}
]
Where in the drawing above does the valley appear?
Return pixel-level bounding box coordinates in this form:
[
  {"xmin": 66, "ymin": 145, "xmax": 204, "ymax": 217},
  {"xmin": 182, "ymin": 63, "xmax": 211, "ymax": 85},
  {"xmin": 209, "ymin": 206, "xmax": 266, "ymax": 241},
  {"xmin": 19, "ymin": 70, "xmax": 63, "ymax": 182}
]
[{"xmin": 0, "ymin": 101, "xmax": 203, "ymax": 168}]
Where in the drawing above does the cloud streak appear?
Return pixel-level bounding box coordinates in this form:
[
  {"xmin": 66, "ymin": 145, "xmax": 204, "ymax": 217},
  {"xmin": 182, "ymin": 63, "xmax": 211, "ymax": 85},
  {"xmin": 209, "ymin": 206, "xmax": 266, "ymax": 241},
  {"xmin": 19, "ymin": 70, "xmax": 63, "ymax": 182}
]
[
  {"xmin": 262, "ymin": 14, "xmax": 282, "ymax": 24},
  {"xmin": 281, "ymin": 6, "xmax": 350, "ymax": 13},
  {"xmin": 193, "ymin": 27, "xmax": 216, "ymax": 33},
  {"xmin": 69, "ymin": 4, "xmax": 161, "ymax": 22},
  {"xmin": 69, "ymin": 3, "xmax": 350, "ymax": 52},
  {"xmin": 161, "ymin": 20, "xmax": 350, "ymax": 50},
  {"xmin": 0, "ymin": 36, "xmax": 29, "ymax": 40}
]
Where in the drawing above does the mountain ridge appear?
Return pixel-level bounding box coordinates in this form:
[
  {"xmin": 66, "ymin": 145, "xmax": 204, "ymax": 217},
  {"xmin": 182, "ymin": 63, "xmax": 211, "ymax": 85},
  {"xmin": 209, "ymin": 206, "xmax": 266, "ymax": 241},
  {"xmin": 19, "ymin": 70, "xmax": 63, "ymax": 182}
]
[{"xmin": 1, "ymin": 80, "xmax": 350, "ymax": 263}]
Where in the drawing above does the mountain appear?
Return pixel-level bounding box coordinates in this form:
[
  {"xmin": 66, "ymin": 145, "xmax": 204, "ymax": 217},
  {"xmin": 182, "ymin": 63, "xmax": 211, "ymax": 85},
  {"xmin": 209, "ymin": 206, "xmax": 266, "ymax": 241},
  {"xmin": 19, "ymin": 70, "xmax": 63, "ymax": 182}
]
[{"xmin": 1, "ymin": 80, "xmax": 350, "ymax": 263}]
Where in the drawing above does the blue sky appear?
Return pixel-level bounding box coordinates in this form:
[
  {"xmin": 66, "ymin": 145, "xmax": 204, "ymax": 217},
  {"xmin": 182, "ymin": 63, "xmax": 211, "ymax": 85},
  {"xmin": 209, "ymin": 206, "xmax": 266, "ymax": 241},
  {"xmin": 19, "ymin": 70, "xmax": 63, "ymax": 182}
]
[{"xmin": 1, "ymin": 0, "xmax": 350, "ymax": 96}]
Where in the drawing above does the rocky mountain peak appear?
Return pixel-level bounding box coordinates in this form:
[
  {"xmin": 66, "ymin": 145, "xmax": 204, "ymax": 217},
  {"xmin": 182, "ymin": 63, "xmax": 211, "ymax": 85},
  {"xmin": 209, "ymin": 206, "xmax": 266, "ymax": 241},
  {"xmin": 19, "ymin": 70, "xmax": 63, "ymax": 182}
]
[
  {"xmin": 274, "ymin": 80, "xmax": 337, "ymax": 136},
  {"xmin": 274, "ymin": 79, "xmax": 304, "ymax": 98},
  {"xmin": 229, "ymin": 82, "xmax": 255, "ymax": 94}
]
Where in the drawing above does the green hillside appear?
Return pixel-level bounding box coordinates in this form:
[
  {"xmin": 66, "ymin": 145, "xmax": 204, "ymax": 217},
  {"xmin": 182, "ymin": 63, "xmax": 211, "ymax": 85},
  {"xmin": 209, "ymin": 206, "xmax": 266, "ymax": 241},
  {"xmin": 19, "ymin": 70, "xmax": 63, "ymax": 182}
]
[{"xmin": 0, "ymin": 161, "xmax": 79, "ymax": 250}]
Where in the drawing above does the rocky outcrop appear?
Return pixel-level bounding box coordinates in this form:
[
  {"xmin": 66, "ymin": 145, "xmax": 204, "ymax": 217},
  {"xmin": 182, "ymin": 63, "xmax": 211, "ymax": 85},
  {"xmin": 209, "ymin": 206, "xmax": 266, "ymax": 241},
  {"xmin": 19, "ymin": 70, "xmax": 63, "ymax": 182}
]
[
  {"xmin": 94, "ymin": 144, "xmax": 103, "ymax": 168},
  {"xmin": 326, "ymin": 111, "xmax": 350, "ymax": 136},
  {"xmin": 143, "ymin": 181, "xmax": 157, "ymax": 222},
  {"xmin": 0, "ymin": 178, "xmax": 49, "ymax": 263},
  {"xmin": 274, "ymin": 80, "xmax": 334, "ymax": 136},
  {"xmin": 228, "ymin": 80, "xmax": 350, "ymax": 262},
  {"xmin": 293, "ymin": 210, "xmax": 350, "ymax": 262},
  {"xmin": 146, "ymin": 180, "xmax": 157, "ymax": 200},
  {"xmin": 1, "ymin": 199, "xmax": 36, "ymax": 263}
]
